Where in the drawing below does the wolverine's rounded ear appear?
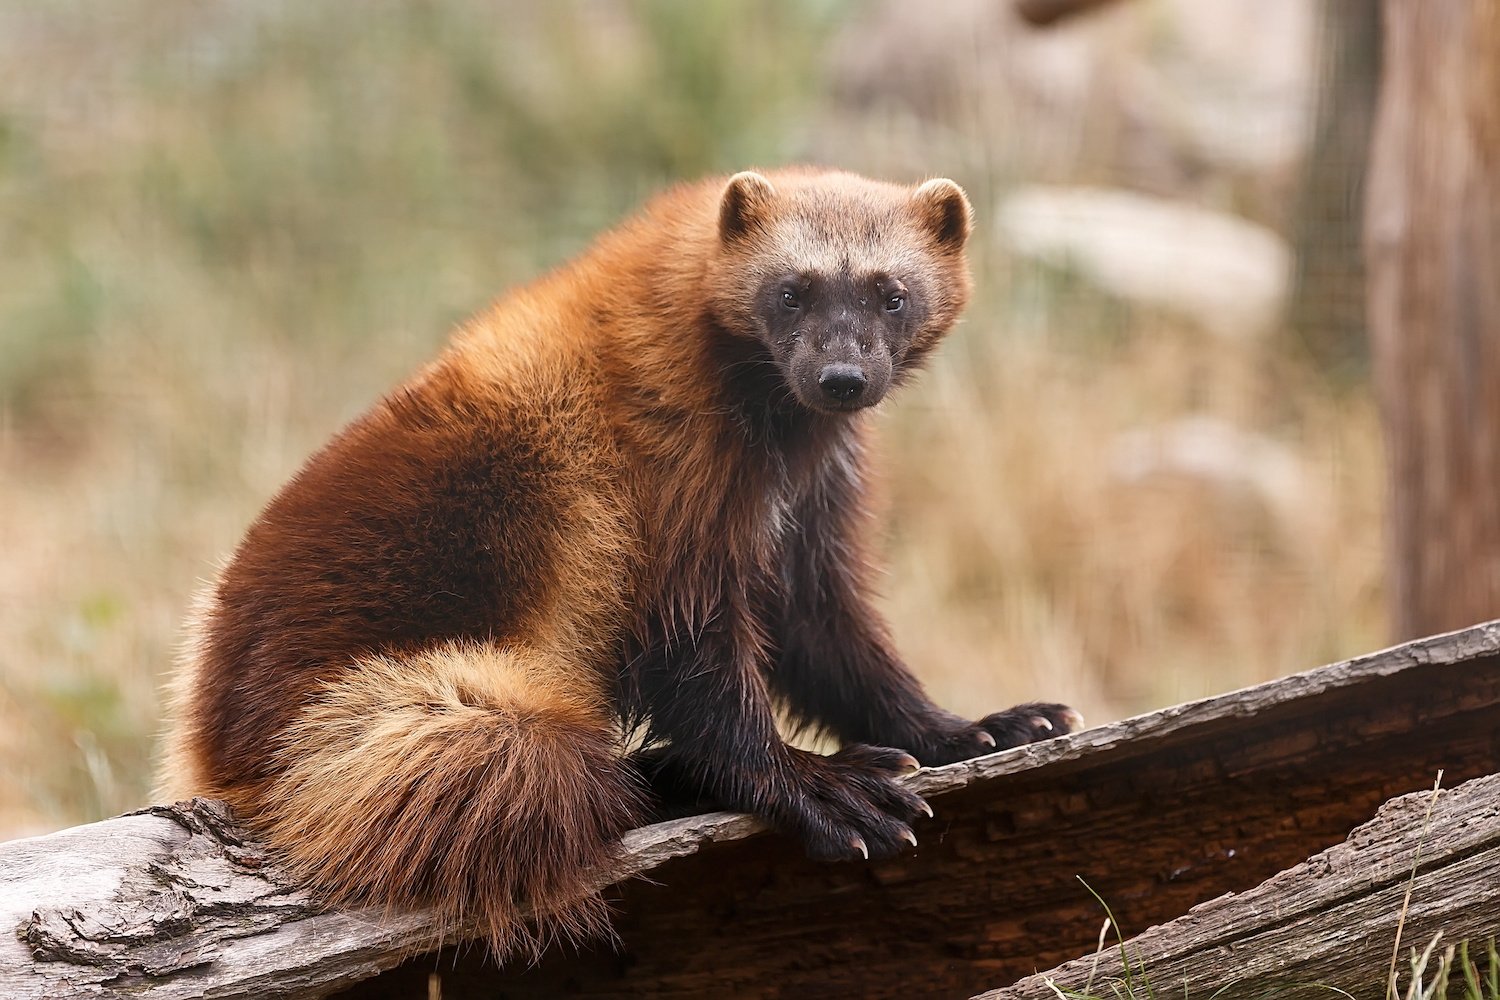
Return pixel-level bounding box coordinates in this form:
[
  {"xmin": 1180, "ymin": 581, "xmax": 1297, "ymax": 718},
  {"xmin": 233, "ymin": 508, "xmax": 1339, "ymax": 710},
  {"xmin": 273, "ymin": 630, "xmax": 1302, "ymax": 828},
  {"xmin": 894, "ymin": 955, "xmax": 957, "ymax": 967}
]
[
  {"xmin": 719, "ymin": 171, "xmax": 776, "ymax": 243},
  {"xmin": 912, "ymin": 178, "xmax": 972, "ymax": 251}
]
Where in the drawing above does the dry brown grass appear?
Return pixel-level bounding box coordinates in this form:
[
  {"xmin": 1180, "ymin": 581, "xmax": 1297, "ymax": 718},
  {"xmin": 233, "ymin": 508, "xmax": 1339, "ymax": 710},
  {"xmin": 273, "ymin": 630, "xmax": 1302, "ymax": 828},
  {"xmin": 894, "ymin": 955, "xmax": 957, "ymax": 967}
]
[
  {"xmin": 0, "ymin": 0, "xmax": 1385, "ymax": 837},
  {"xmin": 881, "ymin": 319, "xmax": 1385, "ymax": 727}
]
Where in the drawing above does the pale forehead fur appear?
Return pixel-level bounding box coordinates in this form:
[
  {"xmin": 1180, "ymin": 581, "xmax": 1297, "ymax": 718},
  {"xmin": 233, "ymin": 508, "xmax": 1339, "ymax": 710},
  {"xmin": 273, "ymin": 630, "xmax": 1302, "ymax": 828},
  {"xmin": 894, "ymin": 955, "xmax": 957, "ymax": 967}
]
[{"xmin": 740, "ymin": 170, "xmax": 952, "ymax": 279}]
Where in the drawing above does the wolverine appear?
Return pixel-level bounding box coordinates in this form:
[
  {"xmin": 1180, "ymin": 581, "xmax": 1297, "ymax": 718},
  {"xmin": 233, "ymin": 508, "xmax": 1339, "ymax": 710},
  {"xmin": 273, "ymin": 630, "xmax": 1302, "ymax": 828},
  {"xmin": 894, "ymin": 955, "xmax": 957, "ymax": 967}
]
[{"xmin": 160, "ymin": 167, "xmax": 1080, "ymax": 957}]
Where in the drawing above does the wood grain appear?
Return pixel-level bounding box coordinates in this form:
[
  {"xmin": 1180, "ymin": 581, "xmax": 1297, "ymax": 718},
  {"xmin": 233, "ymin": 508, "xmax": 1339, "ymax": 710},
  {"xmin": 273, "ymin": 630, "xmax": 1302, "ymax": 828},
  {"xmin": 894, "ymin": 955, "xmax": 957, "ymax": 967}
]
[{"xmin": 987, "ymin": 772, "xmax": 1500, "ymax": 999}]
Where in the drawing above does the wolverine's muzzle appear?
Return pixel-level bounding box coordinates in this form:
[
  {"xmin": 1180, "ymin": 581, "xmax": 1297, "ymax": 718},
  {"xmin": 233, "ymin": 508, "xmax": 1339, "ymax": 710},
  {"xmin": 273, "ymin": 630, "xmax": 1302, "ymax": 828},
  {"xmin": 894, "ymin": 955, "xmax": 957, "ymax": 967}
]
[
  {"xmin": 783, "ymin": 335, "xmax": 893, "ymax": 413},
  {"xmin": 817, "ymin": 363, "xmax": 868, "ymax": 406}
]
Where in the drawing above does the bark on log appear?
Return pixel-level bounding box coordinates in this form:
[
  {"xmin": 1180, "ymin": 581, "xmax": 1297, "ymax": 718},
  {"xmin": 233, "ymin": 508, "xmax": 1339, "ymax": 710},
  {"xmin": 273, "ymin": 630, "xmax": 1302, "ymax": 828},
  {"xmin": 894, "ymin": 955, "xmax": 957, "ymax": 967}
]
[
  {"xmin": 0, "ymin": 799, "xmax": 765, "ymax": 1000},
  {"xmin": 987, "ymin": 771, "xmax": 1500, "ymax": 999},
  {"xmin": 3, "ymin": 621, "xmax": 1500, "ymax": 999},
  {"xmin": 1366, "ymin": 0, "xmax": 1500, "ymax": 639}
]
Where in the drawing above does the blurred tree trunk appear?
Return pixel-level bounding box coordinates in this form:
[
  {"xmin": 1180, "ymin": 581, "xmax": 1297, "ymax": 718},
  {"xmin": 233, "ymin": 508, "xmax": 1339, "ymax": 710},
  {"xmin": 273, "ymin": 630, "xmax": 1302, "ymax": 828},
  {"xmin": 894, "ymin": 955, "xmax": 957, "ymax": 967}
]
[
  {"xmin": 1287, "ymin": 0, "xmax": 1382, "ymax": 377},
  {"xmin": 1365, "ymin": 0, "xmax": 1500, "ymax": 639}
]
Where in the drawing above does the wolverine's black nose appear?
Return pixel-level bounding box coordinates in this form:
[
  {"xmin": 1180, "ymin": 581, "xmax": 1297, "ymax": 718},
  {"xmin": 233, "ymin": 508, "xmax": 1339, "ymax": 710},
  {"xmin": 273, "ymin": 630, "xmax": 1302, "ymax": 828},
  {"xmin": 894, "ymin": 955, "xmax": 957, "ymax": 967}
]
[{"xmin": 818, "ymin": 363, "xmax": 867, "ymax": 404}]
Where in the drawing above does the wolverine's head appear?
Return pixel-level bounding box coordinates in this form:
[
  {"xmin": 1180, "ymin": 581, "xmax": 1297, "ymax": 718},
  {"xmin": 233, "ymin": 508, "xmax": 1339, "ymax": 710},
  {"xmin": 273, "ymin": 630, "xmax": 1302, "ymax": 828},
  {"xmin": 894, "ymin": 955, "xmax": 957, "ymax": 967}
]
[{"xmin": 708, "ymin": 169, "xmax": 973, "ymax": 414}]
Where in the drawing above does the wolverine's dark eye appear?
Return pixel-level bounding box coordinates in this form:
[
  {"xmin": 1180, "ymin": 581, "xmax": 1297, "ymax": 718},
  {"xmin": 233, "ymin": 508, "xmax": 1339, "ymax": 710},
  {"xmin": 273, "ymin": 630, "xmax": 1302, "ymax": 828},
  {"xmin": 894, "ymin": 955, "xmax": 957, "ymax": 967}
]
[
  {"xmin": 781, "ymin": 289, "xmax": 800, "ymax": 310},
  {"xmin": 885, "ymin": 293, "xmax": 906, "ymax": 313}
]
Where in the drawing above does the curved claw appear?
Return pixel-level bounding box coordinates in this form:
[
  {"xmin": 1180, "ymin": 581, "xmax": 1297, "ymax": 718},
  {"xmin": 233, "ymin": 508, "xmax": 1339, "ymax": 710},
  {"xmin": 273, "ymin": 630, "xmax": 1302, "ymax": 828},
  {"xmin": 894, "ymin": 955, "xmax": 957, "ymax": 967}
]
[
  {"xmin": 850, "ymin": 836, "xmax": 869, "ymax": 861},
  {"xmin": 1030, "ymin": 715, "xmax": 1054, "ymax": 732},
  {"xmin": 900, "ymin": 828, "xmax": 918, "ymax": 848},
  {"xmin": 976, "ymin": 730, "xmax": 997, "ymax": 748},
  {"xmin": 918, "ymin": 799, "xmax": 934, "ymax": 819}
]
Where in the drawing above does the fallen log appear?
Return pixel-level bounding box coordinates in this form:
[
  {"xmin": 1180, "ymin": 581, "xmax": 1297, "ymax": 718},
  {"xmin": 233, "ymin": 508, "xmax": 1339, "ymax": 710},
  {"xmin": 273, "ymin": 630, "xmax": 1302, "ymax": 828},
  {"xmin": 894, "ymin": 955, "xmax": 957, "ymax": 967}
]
[
  {"xmin": 2, "ymin": 621, "xmax": 1499, "ymax": 999},
  {"xmin": 987, "ymin": 771, "xmax": 1500, "ymax": 999}
]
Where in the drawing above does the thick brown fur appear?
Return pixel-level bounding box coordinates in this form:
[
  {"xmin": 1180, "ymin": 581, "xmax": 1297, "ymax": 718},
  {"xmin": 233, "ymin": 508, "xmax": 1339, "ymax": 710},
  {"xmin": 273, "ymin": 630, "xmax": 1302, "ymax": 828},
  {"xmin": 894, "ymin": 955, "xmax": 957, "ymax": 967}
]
[{"xmin": 159, "ymin": 168, "xmax": 1078, "ymax": 957}]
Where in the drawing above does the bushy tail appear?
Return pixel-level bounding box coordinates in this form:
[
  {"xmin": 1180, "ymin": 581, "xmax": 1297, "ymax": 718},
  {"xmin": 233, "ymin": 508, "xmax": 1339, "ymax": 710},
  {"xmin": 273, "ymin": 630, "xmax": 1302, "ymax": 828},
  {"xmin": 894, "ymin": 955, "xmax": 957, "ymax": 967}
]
[{"xmin": 253, "ymin": 642, "xmax": 642, "ymax": 959}]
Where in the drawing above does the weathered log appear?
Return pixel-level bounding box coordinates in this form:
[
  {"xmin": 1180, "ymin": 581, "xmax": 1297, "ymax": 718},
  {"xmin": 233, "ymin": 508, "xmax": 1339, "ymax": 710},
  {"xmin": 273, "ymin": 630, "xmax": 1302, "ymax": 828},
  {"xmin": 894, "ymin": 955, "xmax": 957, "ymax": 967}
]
[
  {"xmin": 0, "ymin": 798, "xmax": 764, "ymax": 1000},
  {"xmin": 3, "ymin": 621, "xmax": 1500, "ymax": 999},
  {"xmin": 987, "ymin": 771, "xmax": 1500, "ymax": 999}
]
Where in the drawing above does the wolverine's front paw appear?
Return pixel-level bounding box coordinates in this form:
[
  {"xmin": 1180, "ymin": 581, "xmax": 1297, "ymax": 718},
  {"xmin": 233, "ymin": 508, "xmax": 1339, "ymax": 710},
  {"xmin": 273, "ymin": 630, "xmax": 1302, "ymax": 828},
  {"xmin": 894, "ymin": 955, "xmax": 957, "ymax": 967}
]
[
  {"xmin": 979, "ymin": 702, "xmax": 1082, "ymax": 749},
  {"xmin": 915, "ymin": 703, "xmax": 1083, "ymax": 766},
  {"xmin": 783, "ymin": 744, "xmax": 931, "ymax": 862}
]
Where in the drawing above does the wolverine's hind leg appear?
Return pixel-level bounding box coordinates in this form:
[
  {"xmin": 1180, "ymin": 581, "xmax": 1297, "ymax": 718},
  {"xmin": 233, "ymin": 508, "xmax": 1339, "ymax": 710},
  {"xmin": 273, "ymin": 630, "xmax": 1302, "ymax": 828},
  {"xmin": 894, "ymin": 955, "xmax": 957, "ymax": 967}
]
[{"xmin": 253, "ymin": 641, "xmax": 643, "ymax": 958}]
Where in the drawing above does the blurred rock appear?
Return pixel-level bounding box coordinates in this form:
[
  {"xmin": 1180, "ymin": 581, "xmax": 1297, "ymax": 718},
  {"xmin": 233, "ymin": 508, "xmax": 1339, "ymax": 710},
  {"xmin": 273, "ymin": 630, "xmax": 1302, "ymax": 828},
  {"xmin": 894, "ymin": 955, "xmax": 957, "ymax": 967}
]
[
  {"xmin": 1110, "ymin": 416, "xmax": 1305, "ymax": 523},
  {"xmin": 825, "ymin": 0, "xmax": 1314, "ymax": 194},
  {"xmin": 998, "ymin": 185, "xmax": 1290, "ymax": 339},
  {"xmin": 1130, "ymin": 0, "xmax": 1315, "ymax": 175}
]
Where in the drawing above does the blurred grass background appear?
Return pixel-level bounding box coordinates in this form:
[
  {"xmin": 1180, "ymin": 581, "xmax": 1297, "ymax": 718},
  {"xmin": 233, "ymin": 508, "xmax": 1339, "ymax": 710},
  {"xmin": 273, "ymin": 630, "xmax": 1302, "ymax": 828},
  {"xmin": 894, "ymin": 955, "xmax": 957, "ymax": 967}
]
[{"xmin": 0, "ymin": 0, "xmax": 1385, "ymax": 837}]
